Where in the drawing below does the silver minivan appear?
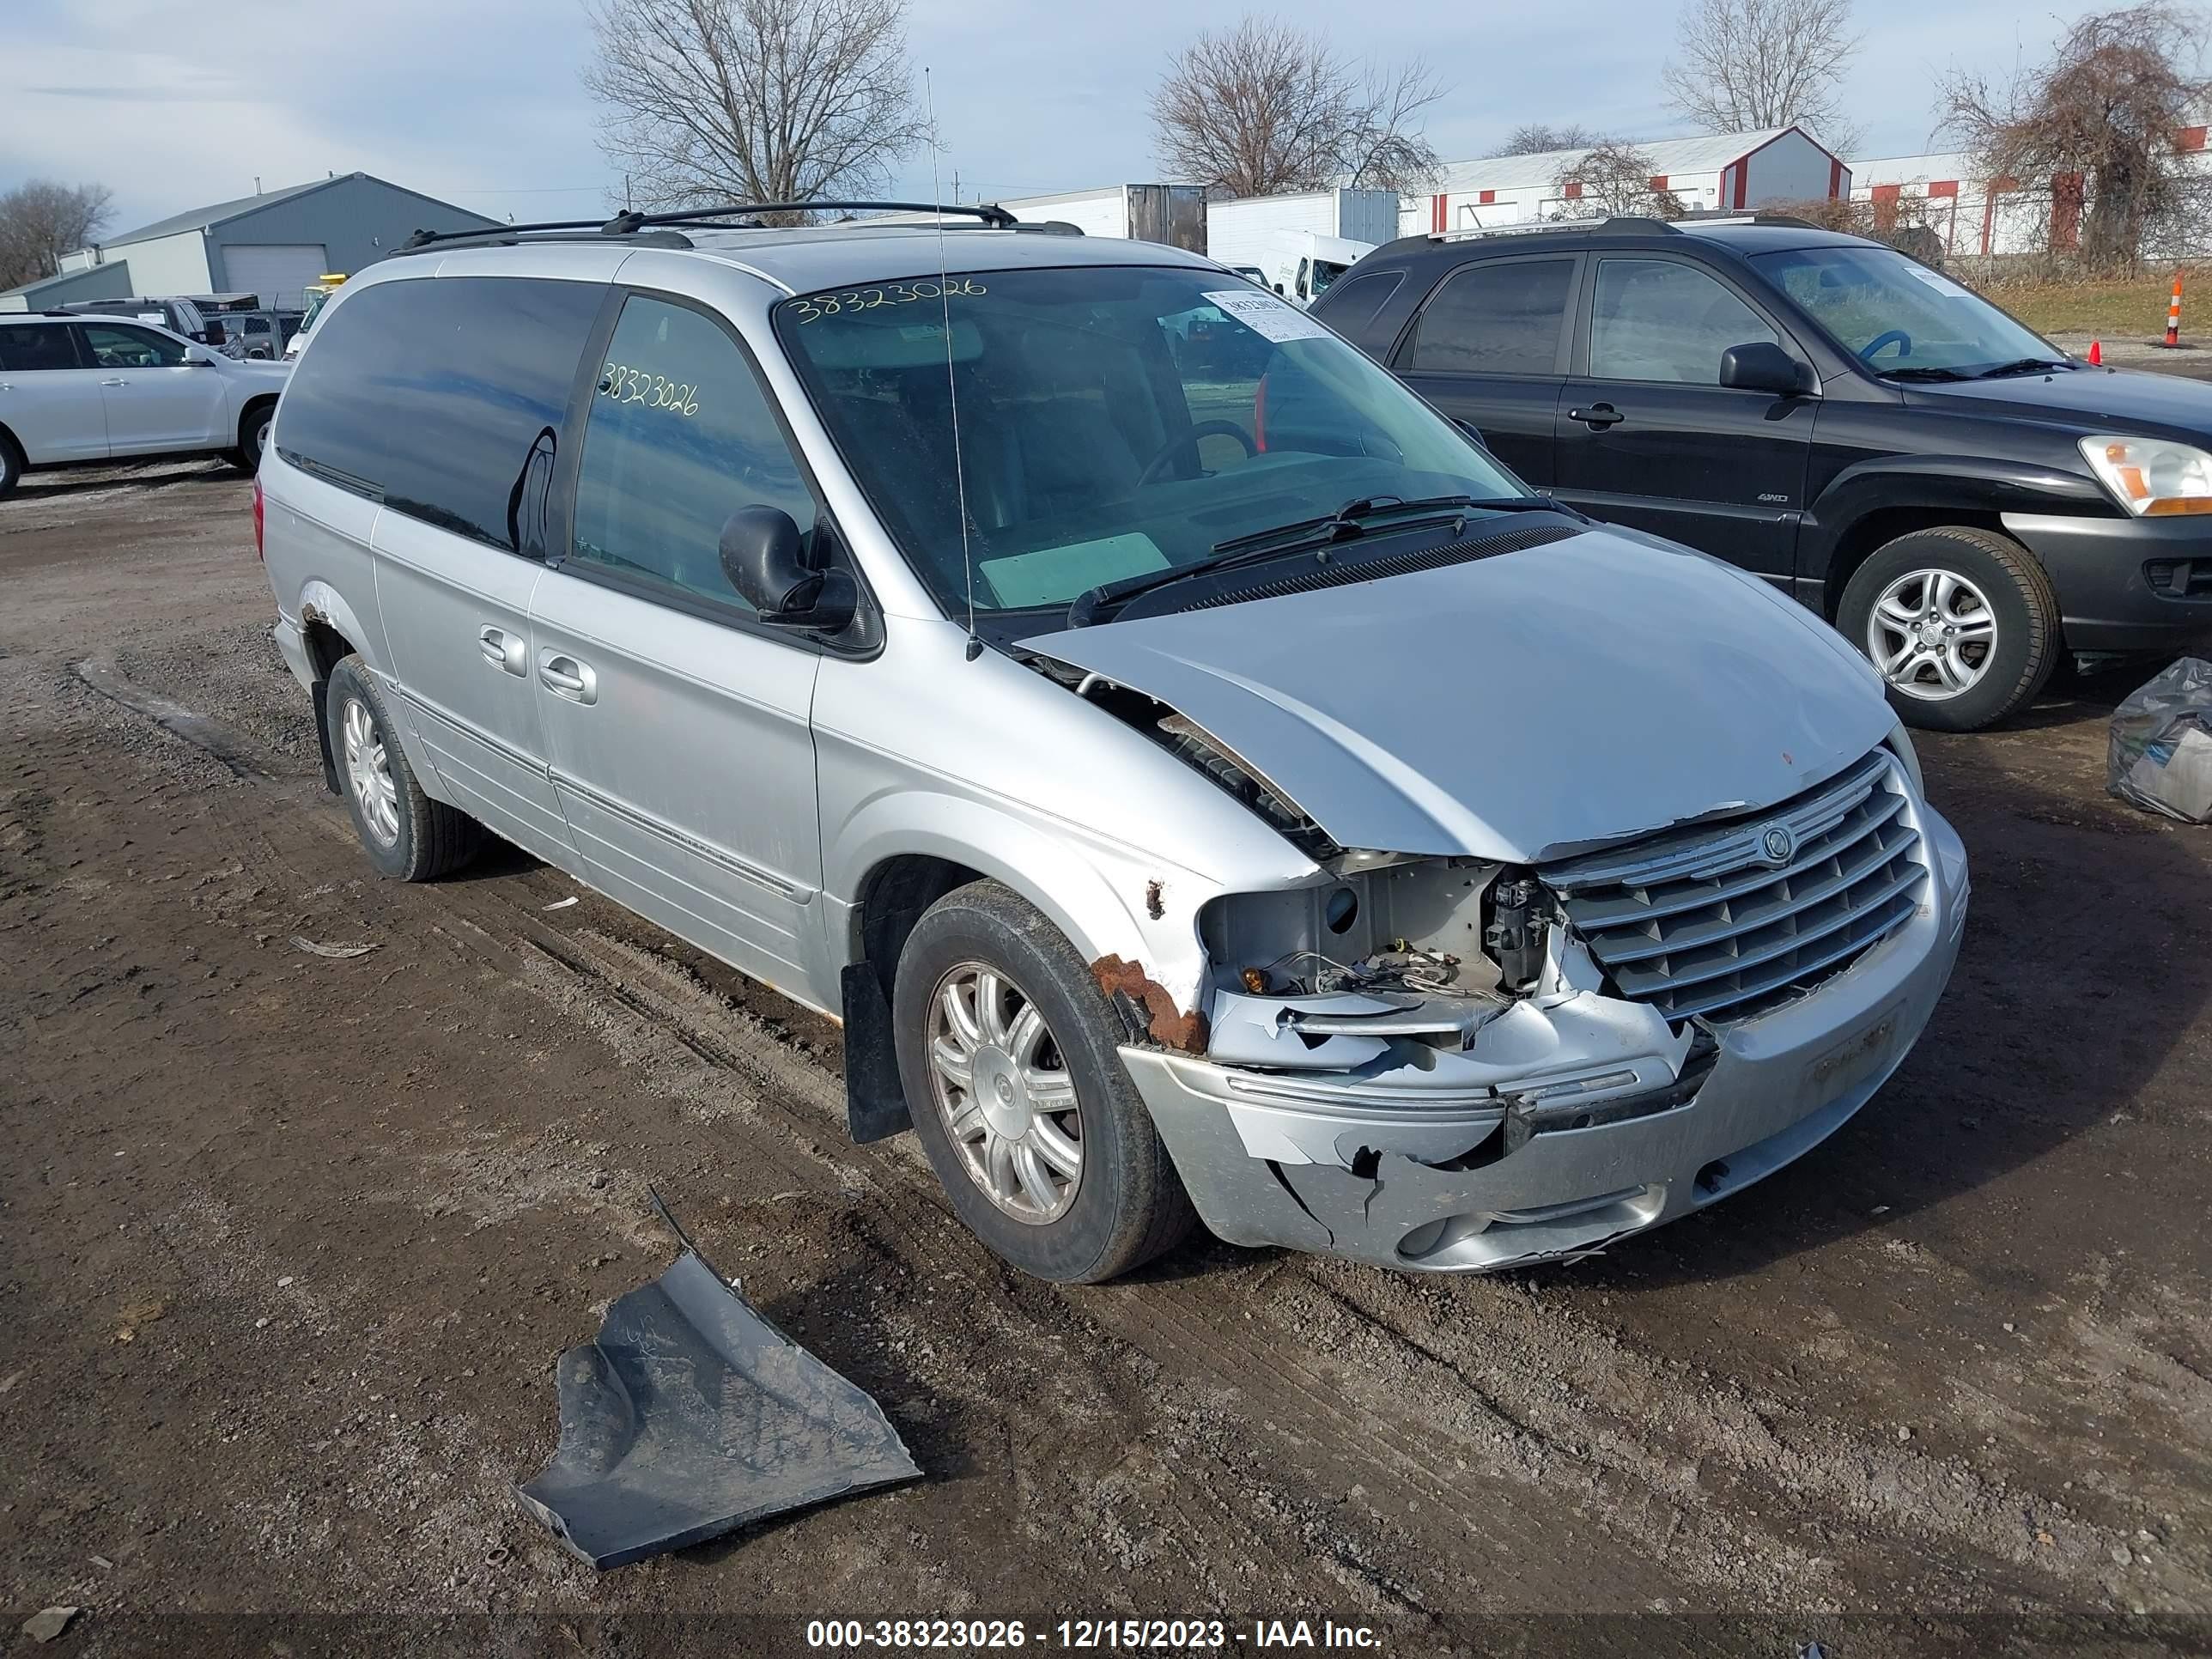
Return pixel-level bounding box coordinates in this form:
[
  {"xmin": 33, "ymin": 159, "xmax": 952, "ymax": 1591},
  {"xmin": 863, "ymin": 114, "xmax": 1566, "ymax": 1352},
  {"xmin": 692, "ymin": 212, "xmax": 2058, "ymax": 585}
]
[{"xmin": 259, "ymin": 206, "xmax": 1968, "ymax": 1284}]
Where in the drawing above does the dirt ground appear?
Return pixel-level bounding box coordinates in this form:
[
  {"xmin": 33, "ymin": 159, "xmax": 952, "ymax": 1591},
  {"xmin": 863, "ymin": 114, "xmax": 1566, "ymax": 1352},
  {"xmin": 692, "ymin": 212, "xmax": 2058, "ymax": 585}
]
[{"xmin": 3, "ymin": 459, "xmax": 2210, "ymax": 1659}]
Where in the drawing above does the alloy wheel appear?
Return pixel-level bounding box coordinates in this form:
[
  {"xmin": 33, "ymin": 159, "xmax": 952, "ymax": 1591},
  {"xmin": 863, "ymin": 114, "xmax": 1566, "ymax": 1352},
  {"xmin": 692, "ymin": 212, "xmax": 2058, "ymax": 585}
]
[
  {"xmin": 341, "ymin": 695, "xmax": 400, "ymax": 847},
  {"xmin": 926, "ymin": 962, "xmax": 1084, "ymax": 1224},
  {"xmin": 1865, "ymin": 567, "xmax": 1996, "ymax": 701}
]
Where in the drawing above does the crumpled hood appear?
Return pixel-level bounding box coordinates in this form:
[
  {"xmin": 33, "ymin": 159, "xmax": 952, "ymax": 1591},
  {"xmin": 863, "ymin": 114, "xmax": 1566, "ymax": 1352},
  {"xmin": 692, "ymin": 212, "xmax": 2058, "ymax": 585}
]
[{"xmin": 1022, "ymin": 525, "xmax": 1894, "ymax": 865}]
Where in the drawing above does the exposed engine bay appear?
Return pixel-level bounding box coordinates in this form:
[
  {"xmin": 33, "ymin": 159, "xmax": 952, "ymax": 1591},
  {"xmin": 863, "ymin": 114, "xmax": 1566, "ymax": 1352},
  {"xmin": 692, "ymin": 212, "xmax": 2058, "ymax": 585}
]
[{"xmin": 1036, "ymin": 657, "xmax": 1698, "ymax": 1172}]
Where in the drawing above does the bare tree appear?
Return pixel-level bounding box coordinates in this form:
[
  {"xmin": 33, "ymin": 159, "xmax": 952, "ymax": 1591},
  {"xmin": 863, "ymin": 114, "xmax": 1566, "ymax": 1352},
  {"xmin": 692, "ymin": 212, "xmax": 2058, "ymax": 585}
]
[
  {"xmin": 1937, "ymin": 2, "xmax": 2211, "ymax": 268},
  {"xmin": 0, "ymin": 180, "xmax": 115, "ymax": 292},
  {"xmin": 1661, "ymin": 0, "xmax": 1862, "ymax": 153},
  {"xmin": 1491, "ymin": 122, "xmax": 1598, "ymax": 158},
  {"xmin": 1151, "ymin": 15, "xmax": 1444, "ymax": 197},
  {"xmin": 581, "ymin": 0, "xmax": 928, "ymax": 221},
  {"xmin": 1556, "ymin": 140, "xmax": 1688, "ymax": 219}
]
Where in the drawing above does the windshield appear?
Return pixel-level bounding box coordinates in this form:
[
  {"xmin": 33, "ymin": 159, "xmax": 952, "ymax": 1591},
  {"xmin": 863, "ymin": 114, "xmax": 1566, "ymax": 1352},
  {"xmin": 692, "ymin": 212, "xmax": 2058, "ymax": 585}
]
[
  {"xmin": 297, "ymin": 289, "xmax": 332, "ymax": 335},
  {"xmin": 775, "ymin": 264, "xmax": 1523, "ymax": 618},
  {"xmin": 1750, "ymin": 246, "xmax": 2057, "ymax": 375}
]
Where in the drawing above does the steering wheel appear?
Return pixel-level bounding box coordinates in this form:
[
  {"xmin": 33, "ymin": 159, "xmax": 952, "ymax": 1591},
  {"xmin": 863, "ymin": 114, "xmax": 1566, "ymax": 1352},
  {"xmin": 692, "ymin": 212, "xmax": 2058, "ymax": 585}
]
[
  {"xmin": 1859, "ymin": 329, "xmax": 1912, "ymax": 362},
  {"xmin": 1138, "ymin": 420, "xmax": 1257, "ymax": 486}
]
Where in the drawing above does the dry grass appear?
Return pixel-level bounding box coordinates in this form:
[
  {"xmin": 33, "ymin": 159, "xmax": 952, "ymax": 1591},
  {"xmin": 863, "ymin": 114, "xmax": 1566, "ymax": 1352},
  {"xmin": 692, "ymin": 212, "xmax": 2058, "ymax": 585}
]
[{"xmin": 1971, "ymin": 263, "xmax": 2211, "ymax": 338}]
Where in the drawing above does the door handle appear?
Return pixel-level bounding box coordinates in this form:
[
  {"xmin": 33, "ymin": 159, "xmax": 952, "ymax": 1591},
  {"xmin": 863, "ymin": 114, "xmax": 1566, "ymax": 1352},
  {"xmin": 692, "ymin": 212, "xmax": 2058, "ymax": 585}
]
[
  {"xmin": 477, "ymin": 624, "xmax": 527, "ymax": 676},
  {"xmin": 100, "ymin": 377, "xmax": 130, "ymax": 388},
  {"xmin": 1569, "ymin": 404, "xmax": 1625, "ymax": 429},
  {"xmin": 538, "ymin": 651, "xmax": 597, "ymax": 704}
]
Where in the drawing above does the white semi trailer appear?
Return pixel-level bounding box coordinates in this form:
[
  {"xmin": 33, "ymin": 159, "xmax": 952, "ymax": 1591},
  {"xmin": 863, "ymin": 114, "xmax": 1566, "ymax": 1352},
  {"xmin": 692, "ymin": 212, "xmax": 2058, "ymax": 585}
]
[{"xmin": 1206, "ymin": 189, "xmax": 1401, "ymax": 304}]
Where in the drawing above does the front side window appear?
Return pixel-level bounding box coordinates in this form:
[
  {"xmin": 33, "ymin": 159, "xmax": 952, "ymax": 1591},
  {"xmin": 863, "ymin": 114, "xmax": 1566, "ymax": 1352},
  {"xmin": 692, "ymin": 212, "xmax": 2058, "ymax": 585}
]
[
  {"xmin": 0, "ymin": 325, "xmax": 83, "ymax": 372},
  {"xmin": 1589, "ymin": 258, "xmax": 1780, "ymax": 385},
  {"xmin": 1403, "ymin": 258, "xmax": 1576, "ymax": 374},
  {"xmin": 80, "ymin": 323, "xmax": 187, "ymax": 369},
  {"xmin": 775, "ymin": 265, "xmax": 1523, "ymax": 625},
  {"xmin": 1750, "ymin": 245, "xmax": 2055, "ymax": 374},
  {"xmin": 570, "ymin": 295, "xmax": 817, "ymax": 612},
  {"xmin": 274, "ymin": 276, "xmax": 601, "ymax": 547}
]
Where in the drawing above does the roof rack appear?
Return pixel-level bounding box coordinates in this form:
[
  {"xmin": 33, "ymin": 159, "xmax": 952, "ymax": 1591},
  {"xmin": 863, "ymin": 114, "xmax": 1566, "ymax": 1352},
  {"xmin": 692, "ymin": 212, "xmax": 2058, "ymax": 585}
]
[
  {"xmin": 395, "ymin": 198, "xmax": 1018, "ymax": 257},
  {"xmin": 1674, "ymin": 211, "xmax": 1821, "ymax": 228},
  {"xmin": 1425, "ymin": 215, "xmax": 1680, "ymax": 243}
]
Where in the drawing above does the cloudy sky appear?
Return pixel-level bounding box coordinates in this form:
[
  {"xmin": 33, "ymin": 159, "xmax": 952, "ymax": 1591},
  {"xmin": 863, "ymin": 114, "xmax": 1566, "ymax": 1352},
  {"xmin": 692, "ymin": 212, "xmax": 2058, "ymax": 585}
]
[{"xmin": 0, "ymin": 0, "xmax": 2125, "ymax": 236}]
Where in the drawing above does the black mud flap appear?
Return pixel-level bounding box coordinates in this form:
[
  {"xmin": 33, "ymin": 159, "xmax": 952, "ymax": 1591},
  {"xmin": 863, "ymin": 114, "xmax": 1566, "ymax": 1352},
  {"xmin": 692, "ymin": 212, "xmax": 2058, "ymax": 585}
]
[
  {"xmin": 309, "ymin": 680, "xmax": 340, "ymax": 794},
  {"xmin": 514, "ymin": 1228, "xmax": 920, "ymax": 1569},
  {"xmin": 841, "ymin": 961, "xmax": 912, "ymax": 1144}
]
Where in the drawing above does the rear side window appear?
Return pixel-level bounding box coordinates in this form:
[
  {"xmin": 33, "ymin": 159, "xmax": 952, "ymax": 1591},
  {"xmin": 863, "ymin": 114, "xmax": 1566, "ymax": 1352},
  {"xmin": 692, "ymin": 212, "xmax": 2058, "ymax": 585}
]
[
  {"xmin": 1589, "ymin": 258, "xmax": 1779, "ymax": 384},
  {"xmin": 1403, "ymin": 258, "xmax": 1576, "ymax": 375},
  {"xmin": 275, "ymin": 276, "xmax": 601, "ymax": 550},
  {"xmin": 569, "ymin": 295, "xmax": 817, "ymax": 612},
  {"xmin": 0, "ymin": 325, "xmax": 82, "ymax": 371},
  {"xmin": 1312, "ymin": 270, "xmax": 1406, "ymax": 349}
]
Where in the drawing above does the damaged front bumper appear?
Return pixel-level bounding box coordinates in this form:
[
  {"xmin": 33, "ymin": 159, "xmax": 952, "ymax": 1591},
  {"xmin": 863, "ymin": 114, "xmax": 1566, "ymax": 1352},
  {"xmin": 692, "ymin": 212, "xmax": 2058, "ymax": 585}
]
[{"xmin": 1128, "ymin": 805, "xmax": 1969, "ymax": 1273}]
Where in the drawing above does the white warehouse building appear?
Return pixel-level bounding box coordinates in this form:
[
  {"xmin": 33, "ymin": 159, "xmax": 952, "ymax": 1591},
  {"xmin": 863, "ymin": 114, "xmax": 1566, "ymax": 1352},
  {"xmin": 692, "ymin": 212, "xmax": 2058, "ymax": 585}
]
[
  {"xmin": 1849, "ymin": 125, "xmax": 2211, "ymax": 258},
  {"xmin": 1401, "ymin": 127, "xmax": 1851, "ymax": 237}
]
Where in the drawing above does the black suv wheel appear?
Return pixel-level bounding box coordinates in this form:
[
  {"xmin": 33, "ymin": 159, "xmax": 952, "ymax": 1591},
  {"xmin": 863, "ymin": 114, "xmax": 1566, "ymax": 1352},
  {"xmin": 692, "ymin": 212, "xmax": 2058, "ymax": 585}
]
[{"xmin": 1838, "ymin": 526, "xmax": 2059, "ymax": 732}]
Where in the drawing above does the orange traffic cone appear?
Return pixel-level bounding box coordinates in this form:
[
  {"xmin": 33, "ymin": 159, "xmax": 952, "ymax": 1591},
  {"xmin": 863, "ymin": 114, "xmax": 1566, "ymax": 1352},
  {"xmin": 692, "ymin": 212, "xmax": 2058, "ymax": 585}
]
[{"xmin": 2088, "ymin": 339, "xmax": 2103, "ymax": 365}]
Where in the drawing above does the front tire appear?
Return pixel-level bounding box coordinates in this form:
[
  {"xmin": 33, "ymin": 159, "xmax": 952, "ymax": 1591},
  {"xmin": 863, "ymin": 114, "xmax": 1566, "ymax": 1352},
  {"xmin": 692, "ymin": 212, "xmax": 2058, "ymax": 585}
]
[
  {"xmin": 893, "ymin": 879, "xmax": 1195, "ymax": 1283},
  {"xmin": 1838, "ymin": 526, "xmax": 2059, "ymax": 732},
  {"xmin": 0, "ymin": 432, "xmax": 21, "ymax": 501},
  {"xmin": 323, "ymin": 655, "xmax": 483, "ymax": 880},
  {"xmin": 233, "ymin": 401, "xmax": 274, "ymax": 472}
]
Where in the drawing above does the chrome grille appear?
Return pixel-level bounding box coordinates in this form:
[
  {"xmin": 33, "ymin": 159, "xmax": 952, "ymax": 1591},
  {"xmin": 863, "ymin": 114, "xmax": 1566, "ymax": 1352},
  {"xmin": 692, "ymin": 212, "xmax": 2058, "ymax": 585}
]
[{"xmin": 1546, "ymin": 750, "xmax": 1925, "ymax": 1024}]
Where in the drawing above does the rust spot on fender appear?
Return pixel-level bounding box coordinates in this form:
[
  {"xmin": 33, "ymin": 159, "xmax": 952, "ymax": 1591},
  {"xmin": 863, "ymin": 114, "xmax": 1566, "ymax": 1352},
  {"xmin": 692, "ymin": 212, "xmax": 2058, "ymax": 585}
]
[{"xmin": 1090, "ymin": 953, "xmax": 1209, "ymax": 1054}]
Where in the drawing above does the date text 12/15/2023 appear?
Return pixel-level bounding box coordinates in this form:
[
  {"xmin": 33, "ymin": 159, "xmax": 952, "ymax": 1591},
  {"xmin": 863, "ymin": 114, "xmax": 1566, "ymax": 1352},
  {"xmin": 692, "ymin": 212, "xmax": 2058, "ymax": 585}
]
[{"xmin": 804, "ymin": 1618, "xmax": 1383, "ymax": 1650}]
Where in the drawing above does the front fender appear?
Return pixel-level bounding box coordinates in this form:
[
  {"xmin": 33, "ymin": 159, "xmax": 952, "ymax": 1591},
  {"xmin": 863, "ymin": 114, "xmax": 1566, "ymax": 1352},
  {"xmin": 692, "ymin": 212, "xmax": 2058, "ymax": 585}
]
[
  {"xmin": 823, "ymin": 790, "xmax": 1235, "ymax": 1018},
  {"xmin": 1802, "ymin": 453, "xmax": 2113, "ymax": 579}
]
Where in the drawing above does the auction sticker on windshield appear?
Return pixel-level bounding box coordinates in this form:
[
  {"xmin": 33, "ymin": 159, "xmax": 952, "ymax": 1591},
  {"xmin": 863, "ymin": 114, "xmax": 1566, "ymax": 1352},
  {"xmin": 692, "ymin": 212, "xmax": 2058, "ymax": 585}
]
[{"xmin": 1203, "ymin": 290, "xmax": 1332, "ymax": 344}]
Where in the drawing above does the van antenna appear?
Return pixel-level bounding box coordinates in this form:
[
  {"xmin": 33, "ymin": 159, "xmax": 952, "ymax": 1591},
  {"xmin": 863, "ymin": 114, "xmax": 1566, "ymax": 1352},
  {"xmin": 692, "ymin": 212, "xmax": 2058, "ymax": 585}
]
[{"xmin": 925, "ymin": 67, "xmax": 982, "ymax": 663}]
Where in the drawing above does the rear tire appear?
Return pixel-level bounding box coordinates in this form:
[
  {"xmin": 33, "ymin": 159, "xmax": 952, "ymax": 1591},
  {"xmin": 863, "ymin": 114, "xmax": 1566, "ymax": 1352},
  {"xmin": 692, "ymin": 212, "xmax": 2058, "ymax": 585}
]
[
  {"xmin": 893, "ymin": 879, "xmax": 1196, "ymax": 1283},
  {"xmin": 1838, "ymin": 526, "xmax": 2059, "ymax": 732},
  {"xmin": 324, "ymin": 655, "xmax": 483, "ymax": 880}
]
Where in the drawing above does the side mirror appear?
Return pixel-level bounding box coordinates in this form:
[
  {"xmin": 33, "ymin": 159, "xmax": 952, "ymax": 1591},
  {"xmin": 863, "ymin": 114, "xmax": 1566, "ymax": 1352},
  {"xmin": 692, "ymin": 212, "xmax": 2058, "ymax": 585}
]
[
  {"xmin": 1273, "ymin": 283, "xmax": 1286, "ymax": 296},
  {"xmin": 719, "ymin": 506, "xmax": 855, "ymax": 630},
  {"xmin": 183, "ymin": 344, "xmax": 219, "ymax": 366},
  {"xmin": 204, "ymin": 322, "xmax": 228, "ymax": 346},
  {"xmin": 1454, "ymin": 416, "xmax": 1489, "ymax": 451},
  {"xmin": 1718, "ymin": 340, "xmax": 1814, "ymax": 396}
]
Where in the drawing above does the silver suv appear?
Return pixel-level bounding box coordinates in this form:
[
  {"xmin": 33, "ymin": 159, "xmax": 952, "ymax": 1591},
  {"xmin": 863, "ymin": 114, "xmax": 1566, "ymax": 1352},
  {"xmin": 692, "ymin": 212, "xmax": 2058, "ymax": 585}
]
[
  {"xmin": 0, "ymin": 311, "xmax": 289, "ymax": 496},
  {"xmin": 259, "ymin": 204, "xmax": 1969, "ymax": 1283}
]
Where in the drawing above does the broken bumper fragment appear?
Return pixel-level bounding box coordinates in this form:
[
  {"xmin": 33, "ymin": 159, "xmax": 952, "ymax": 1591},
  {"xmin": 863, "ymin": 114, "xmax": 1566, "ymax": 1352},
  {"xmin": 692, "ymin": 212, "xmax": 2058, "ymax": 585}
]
[
  {"xmin": 1131, "ymin": 805, "xmax": 1968, "ymax": 1273},
  {"xmin": 515, "ymin": 1249, "xmax": 921, "ymax": 1568}
]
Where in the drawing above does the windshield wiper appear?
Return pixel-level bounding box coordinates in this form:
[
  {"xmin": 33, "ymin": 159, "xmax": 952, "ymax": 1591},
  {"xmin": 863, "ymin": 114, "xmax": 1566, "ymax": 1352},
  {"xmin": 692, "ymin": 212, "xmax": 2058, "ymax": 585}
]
[
  {"xmin": 1876, "ymin": 365, "xmax": 1972, "ymax": 382},
  {"xmin": 1064, "ymin": 495, "xmax": 1565, "ymax": 627},
  {"xmin": 1977, "ymin": 356, "xmax": 2075, "ymax": 378}
]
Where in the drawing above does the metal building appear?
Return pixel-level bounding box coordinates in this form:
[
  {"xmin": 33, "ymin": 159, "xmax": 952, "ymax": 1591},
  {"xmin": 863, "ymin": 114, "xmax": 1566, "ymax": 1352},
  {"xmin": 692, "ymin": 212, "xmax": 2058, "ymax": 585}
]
[
  {"xmin": 0, "ymin": 173, "xmax": 501, "ymax": 313},
  {"xmin": 1404, "ymin": 127, "xmax": 1852, "ymax": 237}
]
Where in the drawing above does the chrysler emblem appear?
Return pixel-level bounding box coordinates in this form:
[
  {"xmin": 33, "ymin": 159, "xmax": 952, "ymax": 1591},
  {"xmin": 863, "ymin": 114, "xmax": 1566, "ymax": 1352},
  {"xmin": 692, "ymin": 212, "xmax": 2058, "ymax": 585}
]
[{"xmin": 1759, "ymin": 824, "xmax": 1796, "ymax": 865}]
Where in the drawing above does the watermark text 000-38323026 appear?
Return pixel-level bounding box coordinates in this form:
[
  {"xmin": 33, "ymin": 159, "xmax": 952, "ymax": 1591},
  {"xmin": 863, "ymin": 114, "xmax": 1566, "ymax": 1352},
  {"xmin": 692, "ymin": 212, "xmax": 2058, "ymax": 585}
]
[{"xmin": 803, "ymin": 1617, "xmax": 1383, "ymax": 1650}]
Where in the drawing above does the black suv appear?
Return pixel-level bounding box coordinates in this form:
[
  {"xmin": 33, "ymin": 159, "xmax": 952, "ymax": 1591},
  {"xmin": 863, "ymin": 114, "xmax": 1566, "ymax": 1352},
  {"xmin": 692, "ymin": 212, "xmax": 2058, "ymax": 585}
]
[{"xmin": 1312, "ymin": 216, "xmax": 2212, "ymax": 730}]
